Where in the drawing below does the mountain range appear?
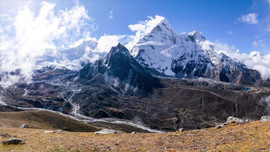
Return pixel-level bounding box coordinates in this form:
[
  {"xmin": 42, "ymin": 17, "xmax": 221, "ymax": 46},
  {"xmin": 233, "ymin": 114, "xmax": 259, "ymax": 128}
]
[
  {"xmin": 39, "ymin": 17, "xmax": 262, "ymax": 86},
  {"xmin": 0, "ymin": 17, "xmax": 269, "ymax": 132}
]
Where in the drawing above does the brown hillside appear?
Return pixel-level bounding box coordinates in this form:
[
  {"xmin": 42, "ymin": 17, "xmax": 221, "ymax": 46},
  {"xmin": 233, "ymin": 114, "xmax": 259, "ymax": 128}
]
[
  {"xmin": 0, "ymin": 110, "xmax": 99, "ymax": 132},
  {"xmin": 0, "ymin": 121, "xmax": 269, "ymax": 151}
]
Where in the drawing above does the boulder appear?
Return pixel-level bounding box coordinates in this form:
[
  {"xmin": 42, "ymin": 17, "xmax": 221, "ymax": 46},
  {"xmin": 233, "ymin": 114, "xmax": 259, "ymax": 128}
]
[
  {"xmin": 2, "ymin": 138, "xmax": 22, "ymax": 145},
  {"xmin": 178, "ymin": 128, "xmax": 184, "ymax": 132},
  {"xmin": 94, "ymin": 129, "xmax": 117, "ymax": 134},
  {"xmin": 44, "ymin": 130, "xmax": 63, "ymax": 133},
  {"xmin": 20, "ymin": 124, "xmax": 29, "ymax": 128},
  {"xmin": 215, "ymin": 124, "xmax": 225, "ymax": 129},
  {"xmin": 260, "ymin": 116, "xmax": 270, "ymax": 122},
  {"xmin": 226, "ymin": 116, "xmax": 245, "ymax": 124}
]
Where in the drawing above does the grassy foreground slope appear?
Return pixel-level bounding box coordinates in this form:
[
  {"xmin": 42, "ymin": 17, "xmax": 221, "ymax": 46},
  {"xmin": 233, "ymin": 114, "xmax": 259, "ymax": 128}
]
[
  {"xmin": 0, "ymin": 121, "xmax": 269, "ymax": 151},
  {"xmin": 0, "ymin": 111, "xmax": 99, "ymax": 132}
]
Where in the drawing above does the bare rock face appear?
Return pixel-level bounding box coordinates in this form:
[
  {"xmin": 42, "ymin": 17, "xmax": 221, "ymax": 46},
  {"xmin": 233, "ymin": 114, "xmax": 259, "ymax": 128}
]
[
  {"xmin": 78, "ymin": 43, "xmax": 162, "ymax": 95},
  {"xmin": 217, "ymin": 54, "xmax": 262, "ymax": 85}
]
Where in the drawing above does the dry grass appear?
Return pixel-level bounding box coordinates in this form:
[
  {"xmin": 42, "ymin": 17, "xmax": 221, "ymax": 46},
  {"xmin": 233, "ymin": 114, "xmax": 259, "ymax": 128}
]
[
  {"xmin": 0, "ymin": 121, "xmax": 269, "ymax": 152},
  {"xmin": 0, "ymin": 111, "xmax": 99, "ymax": 132}
]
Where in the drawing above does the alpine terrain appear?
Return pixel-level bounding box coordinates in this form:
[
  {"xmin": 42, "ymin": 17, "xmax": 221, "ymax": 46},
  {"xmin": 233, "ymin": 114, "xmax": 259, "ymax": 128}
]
[{"xmin": 0, "ymin": 16, "xmax": 269, "ymax": 133}]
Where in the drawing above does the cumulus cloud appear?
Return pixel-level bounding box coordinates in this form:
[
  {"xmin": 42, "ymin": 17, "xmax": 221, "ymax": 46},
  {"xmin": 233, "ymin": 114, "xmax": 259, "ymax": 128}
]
[
  {"xmin": 96, "ymin": 35, "xmax": 126, "ymax": 53},
  {"xmin": 239, "ymin": 13, "xmax": 259, "ymax": 24},
  {"xmin": 0, "ymin": 1, "xmax": 93, "ymax": 87},
  {"xmin": 108, "ymin": 10, "xmax": 113, "ymax": 19}
]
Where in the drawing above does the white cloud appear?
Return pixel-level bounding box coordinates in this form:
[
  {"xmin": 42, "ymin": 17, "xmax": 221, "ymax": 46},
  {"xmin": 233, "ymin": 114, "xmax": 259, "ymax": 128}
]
[
  {"xmin": 108, "ymin": 10, "xmax": 113, "ymax": 19},
  {"xmin": 214, "ymin": 43, "xmax": 270, "ymax": 80},
  {"xmin": 252, "ymin": 39, "xmax": 266, "ymax": 47},
  {"xmin": 213, "ymin": 41, "xmax": 236, "ymax": 53},
  {"xmin": 126, "ymin": 15, "xmax": 165, "ymax": 50},
  {"xmin": 96, "ymin": 35, "xmax": 126, "ymax": 53},
  {"xmin": 239, "ymin": 13, "xmax": 259, "ymax": 24},
  {"xmin": 128, "ymin": 15, "xmax": 164, "ymax": 37},
  {"xmin": 0, "ymin": 1, "xmax": 94, "ymax": 87}
]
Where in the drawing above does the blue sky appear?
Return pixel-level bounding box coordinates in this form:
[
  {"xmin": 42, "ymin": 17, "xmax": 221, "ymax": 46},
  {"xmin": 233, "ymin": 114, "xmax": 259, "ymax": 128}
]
[{"xmin": 1, "ymin": 0, "xmax": 270, "ymax": 54}]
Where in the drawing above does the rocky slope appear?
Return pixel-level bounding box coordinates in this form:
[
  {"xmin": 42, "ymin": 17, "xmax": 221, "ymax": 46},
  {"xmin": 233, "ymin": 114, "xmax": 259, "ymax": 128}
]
[
  {"xmin": 77, "ymin": 43, "xmax": 162, "ymax": 95},
  {"xmin": 1, "ymin": 74, "xmax": 269, "ymax": 131}
]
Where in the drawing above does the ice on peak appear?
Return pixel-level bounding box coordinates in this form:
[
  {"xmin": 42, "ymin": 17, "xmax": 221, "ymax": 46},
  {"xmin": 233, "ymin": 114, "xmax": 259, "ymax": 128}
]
[
  {"xmin": 143, "ymin": 15, "xmax": 166, "ymax": 35},
  {"xmin": 188, "ymin": 31, "xmax": 206, "ymax": 42},
  {"xmin": 128, "ymin": 15, "xmax": 166, "ymax": 37}
]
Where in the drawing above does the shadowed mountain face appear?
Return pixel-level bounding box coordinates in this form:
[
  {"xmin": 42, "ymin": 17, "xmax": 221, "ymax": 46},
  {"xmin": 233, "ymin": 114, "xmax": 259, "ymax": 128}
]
[{"xmin": 78, "ymin": 43, "xmax": 162, "ymax": 95}]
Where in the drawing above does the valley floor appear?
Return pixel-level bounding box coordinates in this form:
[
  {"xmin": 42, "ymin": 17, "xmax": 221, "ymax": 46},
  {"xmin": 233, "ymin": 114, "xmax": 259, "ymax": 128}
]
[{"xmin": 0, "ymin": 121, "xmax": 269, "ymax": 152}]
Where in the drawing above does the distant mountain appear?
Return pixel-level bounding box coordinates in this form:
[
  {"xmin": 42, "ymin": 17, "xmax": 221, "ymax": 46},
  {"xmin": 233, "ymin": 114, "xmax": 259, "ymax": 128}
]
[
  {"xmin": 131, "ymin": 18, "xmax": 262, "ymax": 85},
  {"xmin": 78, "ymin": 43, "xmax": 162, "ymax": 95},
  {"xmin": 36, "ymin": 38, "xmax": 106, "ymax": 71}
]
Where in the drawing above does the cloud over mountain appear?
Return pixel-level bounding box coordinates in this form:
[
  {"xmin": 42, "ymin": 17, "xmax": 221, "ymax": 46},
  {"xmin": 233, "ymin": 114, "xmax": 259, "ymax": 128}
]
[
  {"xmin": 218, "ymin": 49, "xmax": 270, "ymax": 80},
  {"xmin": 0, "ymin": 1, "xmax": 93, "ymax": 87}
]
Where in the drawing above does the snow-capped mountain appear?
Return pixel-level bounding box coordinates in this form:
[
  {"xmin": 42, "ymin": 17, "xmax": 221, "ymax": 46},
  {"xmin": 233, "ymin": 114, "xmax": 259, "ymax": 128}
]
[
  {"xmin": 36, "ymin": 38, "xmax": 106, "ymax": 71},
  {"xmin": 131, "ymin": 18, "xmax": 262, "ymax": 85},
  {"xmin": 32, "ymin": 16, "xmax": 262, "ymax": 86}
]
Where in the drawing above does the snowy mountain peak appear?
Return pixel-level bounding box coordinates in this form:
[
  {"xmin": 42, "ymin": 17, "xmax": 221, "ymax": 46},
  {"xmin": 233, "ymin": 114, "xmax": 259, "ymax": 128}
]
[
  {"xmin": 136, "ymin": 16, "xmax": 177, "ymax": 44},
  {"xmin": 142, "ymin": 15, "xmax": 167, "ymax": 36},
  {"xmin": 105, "ymin": 43, "xmax": 133, "ymax": 66},
  {"xmin": 131, "ymin": 17, "xmax": 262, "ymax": 85},
  {"xmin": 130, "ymin": 17, "xmax": 178, "ymax": 58},
  {"xmin": 110, "ymin": 43, "xmax": 132, "ymax": 57},
  {"xmin": 188, "ymin": 31, "xmax": 206, "ymax": 42},
  {"xmin": 149, "ymin": 18, "xmax": 175, "ymax": 34}
]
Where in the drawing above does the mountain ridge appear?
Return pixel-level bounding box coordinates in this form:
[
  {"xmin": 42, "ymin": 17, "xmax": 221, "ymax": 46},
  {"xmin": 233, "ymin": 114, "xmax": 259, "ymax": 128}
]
[
  {"xmin": 131, "ymin": 17, "xmax": 262, "ymax": 85},
  {"xmin": 77, "ymin": 43, "xmax": 162, "ymax": 95}
]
